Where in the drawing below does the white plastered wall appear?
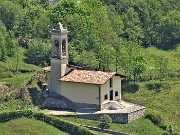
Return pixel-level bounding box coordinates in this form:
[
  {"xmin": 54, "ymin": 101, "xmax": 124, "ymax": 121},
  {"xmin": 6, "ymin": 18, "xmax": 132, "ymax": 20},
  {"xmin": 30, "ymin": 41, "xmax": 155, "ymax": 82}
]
[
  {"xmin": 100, "ymin": 81, "xmax": 109, "ymax": 103},
  {"xmin": 100, "ymin": 75, "xmax": 121, "ymax": 104},
  {"xmin": 113, "ymin": 76, "xmax": 121, "ymax": 100},
  {"xmin": 61, "ymin": 82, "xmax": 99, "ymax": 104}
]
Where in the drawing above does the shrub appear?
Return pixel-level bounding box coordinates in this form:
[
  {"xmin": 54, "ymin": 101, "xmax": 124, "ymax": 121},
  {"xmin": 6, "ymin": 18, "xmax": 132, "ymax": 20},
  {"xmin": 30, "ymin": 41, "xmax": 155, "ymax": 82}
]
[
  {"xmin": 98, "ymin": 114, "xmax": 112, "ymax": 129},
  {"xmin": 0, "ymin": 111, "xmax": 24, "ymax": 122},
  {"xmin": 145, "ymin": 110, "xmax": 166, "ymax": 130}
]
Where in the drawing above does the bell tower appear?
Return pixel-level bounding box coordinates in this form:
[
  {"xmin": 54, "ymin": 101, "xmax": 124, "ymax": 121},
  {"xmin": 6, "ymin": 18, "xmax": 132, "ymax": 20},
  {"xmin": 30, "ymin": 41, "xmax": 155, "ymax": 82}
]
[{"xmin": 49, "ymin": 22, "xmax": 69, "ymax": 94}]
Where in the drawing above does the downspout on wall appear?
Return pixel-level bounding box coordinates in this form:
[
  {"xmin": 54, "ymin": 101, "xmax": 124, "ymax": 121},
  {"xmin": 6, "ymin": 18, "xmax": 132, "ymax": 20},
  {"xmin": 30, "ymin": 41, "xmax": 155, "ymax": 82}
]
[{"xmin": 97, "ymin": 85, "xmax": 101, "ymax": 110}]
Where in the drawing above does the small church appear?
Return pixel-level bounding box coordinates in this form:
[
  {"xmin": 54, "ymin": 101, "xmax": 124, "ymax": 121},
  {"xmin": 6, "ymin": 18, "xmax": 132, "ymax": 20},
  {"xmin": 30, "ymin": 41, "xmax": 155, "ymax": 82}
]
[{"xmin": 43, "ymin": 23, "xmax": 145, "ymax": 123}]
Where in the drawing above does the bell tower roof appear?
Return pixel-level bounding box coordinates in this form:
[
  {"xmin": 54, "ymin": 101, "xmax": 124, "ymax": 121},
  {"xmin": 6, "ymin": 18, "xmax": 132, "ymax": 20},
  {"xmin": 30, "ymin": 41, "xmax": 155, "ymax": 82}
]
[
  {"xmin": 55, "ymin": 22, "xmax": 64, "ymax": 30},
  {"xmin": 50, "ymin": 22, "xmax": 69, "ymax": 34}
]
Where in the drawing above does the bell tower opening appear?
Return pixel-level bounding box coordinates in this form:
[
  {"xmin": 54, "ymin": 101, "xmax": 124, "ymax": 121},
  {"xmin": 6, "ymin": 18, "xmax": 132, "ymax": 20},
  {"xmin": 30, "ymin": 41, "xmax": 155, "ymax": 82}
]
[
  {"xmin": 62, "ymin": 40, "xmax": 66, "ymax": 56},
  {"xmin": 53, "ymin": 40, "xmax": 59, "ymax": 58}
]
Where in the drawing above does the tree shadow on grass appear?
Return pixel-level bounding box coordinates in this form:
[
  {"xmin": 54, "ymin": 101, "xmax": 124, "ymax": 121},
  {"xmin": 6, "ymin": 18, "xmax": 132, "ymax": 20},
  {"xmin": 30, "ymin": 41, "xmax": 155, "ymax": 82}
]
[
  {"xmin": 122, "ymin": 84, "xmax": 139, "ymax": 93},
  {"xmin": 145, "ymin": 82, "xmax": 171, "ymax": 93},
  {"xmin": 145, "ymin": 83, "xmax": 161, "ymax": 92}
]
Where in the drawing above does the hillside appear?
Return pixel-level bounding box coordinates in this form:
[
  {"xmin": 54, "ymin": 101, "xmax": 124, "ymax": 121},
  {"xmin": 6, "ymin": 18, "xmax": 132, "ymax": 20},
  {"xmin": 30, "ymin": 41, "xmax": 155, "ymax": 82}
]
[
  {"xmin": 122, "ymin": 80, "xmax": 180, "ymax": 134},
  {"xmin": 0, "ymin": 0, "xmax": 179, "ymax": 135}
]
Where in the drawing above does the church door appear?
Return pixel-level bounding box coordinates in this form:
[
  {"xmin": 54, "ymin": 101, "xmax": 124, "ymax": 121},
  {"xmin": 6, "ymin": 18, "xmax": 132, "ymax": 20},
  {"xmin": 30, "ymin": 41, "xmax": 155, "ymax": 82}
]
[{"xmin": 110, "ymin": 90, "xmax": 113, "ymax": 100}]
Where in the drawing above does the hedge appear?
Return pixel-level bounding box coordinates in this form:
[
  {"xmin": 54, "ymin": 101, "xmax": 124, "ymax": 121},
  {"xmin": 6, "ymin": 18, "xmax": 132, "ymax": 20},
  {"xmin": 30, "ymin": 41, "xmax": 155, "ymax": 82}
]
[
  {"xmin": 33, "ymin": 112, "xmax": 96, "ymax": 135},
  {"xmin": 0, "ymin": 110, "xmax": 33, "ymax": 122},
  {"xmin": 0, "ymin": 110, "xmax": 97, "ymax": 135}
]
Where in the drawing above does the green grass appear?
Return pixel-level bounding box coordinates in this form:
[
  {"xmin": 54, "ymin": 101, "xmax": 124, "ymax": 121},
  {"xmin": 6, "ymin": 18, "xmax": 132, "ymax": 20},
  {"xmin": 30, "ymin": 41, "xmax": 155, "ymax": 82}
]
[
  {"xmin": 59, "ymin": 116, "xmax": 165, "ymax": 135},
  {"xmin": 0, "ymin": 73, "xmax": 33, "ymax": 86},
  {"xmin": 144, "ymin": 46, "xmax": 180, "ymax": 69},
  {"xmin": 122, "ymin": 80, "xmax": 180, "ymax": 134},
  {"xmin": 0, "ymin": 117, "xmax": 69, "ymax": 135}
]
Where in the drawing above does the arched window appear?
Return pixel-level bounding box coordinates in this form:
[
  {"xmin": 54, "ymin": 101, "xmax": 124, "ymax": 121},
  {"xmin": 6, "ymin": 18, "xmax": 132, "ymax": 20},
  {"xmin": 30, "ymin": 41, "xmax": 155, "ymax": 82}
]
[
  {"xmin": 62, "ymin": 40, "xmax": 66, "ymax": 56},
  {"xmin": 53, "ymin": 40, "xmax": 59, "ymax": 58}
]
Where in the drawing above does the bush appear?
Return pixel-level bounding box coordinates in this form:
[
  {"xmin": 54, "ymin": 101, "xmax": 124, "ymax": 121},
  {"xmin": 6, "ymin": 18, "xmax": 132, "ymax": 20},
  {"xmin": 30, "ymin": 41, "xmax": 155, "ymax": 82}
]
[
  {"xmin": 0, "ymin": 110, "xmax": 30, "ymax": 122},
  {"xmin": 145, "ymin": 110, "xmax": 166, "ymax": 130},
  {"xmin": 98, "ymin": 114, "xmax": 112, "ymax": 129}
]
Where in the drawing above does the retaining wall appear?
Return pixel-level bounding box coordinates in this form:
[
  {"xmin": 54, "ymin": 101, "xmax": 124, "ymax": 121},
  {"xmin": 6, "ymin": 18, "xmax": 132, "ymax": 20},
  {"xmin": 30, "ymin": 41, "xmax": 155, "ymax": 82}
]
[{"xmin": 77, "ymin": 108, "xmax": 145, "ymax": 123}]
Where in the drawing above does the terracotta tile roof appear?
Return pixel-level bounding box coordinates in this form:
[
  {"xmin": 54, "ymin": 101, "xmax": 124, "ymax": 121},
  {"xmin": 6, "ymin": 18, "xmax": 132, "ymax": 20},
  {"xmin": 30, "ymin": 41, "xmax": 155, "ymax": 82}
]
[
  {"xmin": 43, "ymin": 66, "xmax": 51, "ymax": 72},
  {"xmin": 60, "ymin": 69, "xmax": 116, "ymax": 85}
]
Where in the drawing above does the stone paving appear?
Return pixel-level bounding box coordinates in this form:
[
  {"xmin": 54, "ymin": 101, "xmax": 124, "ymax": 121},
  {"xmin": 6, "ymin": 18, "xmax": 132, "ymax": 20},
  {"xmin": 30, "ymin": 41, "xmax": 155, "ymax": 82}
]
[{"xmin": 43, "ymin": 100, "xmax": 145, "ymax": 115}]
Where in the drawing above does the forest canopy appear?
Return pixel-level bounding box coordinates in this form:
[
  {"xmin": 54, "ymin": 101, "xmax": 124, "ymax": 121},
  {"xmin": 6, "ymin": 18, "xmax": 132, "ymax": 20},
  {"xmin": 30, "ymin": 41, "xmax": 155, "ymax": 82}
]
[{"xmin": 0, "ymin": 0, "xmax": 179, "ymax": 76}]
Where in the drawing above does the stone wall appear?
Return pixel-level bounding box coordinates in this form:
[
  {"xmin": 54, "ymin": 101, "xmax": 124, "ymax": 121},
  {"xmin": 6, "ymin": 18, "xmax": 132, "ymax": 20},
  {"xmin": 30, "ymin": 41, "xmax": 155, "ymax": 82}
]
[
  {"xmin": 74, "ymin": 102, "xmax": 99, "ymax": 110},
  {"xmin": 77, "ymin": 107, "xmax": 145, "ymax": 124},
  {"xmin": 128, "ymin": 108, "xmax": 145, "ymax": 122},
  {"xmin": 77, "ymin": 113, "xmax": 128, "ymax": 123}
]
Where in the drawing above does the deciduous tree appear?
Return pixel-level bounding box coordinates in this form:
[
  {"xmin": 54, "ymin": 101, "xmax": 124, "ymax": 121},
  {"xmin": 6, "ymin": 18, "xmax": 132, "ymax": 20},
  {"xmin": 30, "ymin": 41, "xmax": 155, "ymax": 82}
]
[{"xmin": 25, "ymin": 39, "xmax": 50, "ymax": 66}]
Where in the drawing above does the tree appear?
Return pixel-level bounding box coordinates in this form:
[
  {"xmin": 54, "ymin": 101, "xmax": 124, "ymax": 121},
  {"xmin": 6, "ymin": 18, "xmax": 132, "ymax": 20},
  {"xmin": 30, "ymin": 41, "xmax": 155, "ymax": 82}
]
[
  {"xmin": 0, "ymin": 20, "xmax": 7, "ymax": 34},
  {"xmin": 77, "ymin": 50, "xmax": 98, "ymax": 70},
  {"xmin": 89, "ymin": 0, "xmax": 117, "ymax": 45},
  {"xmin": 25, "ymin": 39, "xmax": 50, "ymax": 66},
  {"xmin": 0, "ymin": 32, "xmax": 6, "ymax": 61},
  {"xmin": 0, "ymin": 0, "xmax": 22, "ymax": 30},
  {"xmin": 118, "ymin": 41, "xmax": 146, "ymax": 84},
  {"xmin": 121, "ymin": 7, "xmax": 144, "ymax": 45},
  {"xmin": 5, "ymin": 31, "xmax": 16, "ymax": 57},
  {"xmin": 155, "ymin": 56, "xmax": 169, "ymax": 84},
  {"xmin": 107, "ymin": 5, "xmax": 124, "ymax": 38},
  {"xmin": 131, "ymin": 53, "xmax": 146, "ymax": 84},
  {"xmin": 16, "ymin": 5, "xmax": 45, "ymax": 38},
  {"xmin": 158, "ymin": 10, "xmax": 180, "ymax": 50},
  {"xmin": 96, "ymin": 44, "xmax": 116, "ymax": 71},
  {"xmin": 32, "ymin": 12, "xmax": 50, "ymax": 39}
]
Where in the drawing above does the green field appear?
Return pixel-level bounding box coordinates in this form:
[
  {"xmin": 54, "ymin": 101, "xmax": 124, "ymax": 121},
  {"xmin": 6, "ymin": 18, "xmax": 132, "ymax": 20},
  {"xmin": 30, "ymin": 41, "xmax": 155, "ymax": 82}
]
[
  {"xmin": 122, "ymin": 80, "xmax": 180, "ymax": 134},
  {"xmin": 144, "ymin": 46, "xmax": 180, "ymax": 69},
  {"xmin": 0, "ymin": 117, "xmax": 69, "ymax": 135},
  {"xmin": 59, "ymin": 116, "xmax": 165, "ymax": 135},
  {"xmin": 0, "ymin": 73, "xmax": 33, "ymax": 86}
]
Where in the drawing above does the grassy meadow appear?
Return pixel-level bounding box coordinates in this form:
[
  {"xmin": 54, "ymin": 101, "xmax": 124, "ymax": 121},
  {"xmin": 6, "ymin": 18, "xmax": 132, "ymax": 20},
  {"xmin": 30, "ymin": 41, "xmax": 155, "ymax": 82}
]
[
  {"xmin": 0, "ymin": 117, "xmax": 69, "ymax": 135},
  {"xmin": 59, "ymin": 116, "xmax": 165, "ymax": 135},
  {"xmin": 122, "ymin": 80, "xmax": 180, "ymax": 134}
]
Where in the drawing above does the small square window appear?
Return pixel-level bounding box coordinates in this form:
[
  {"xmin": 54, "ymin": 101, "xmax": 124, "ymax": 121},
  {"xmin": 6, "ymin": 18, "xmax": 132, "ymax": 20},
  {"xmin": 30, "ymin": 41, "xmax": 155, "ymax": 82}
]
[
  {"xmin": 115, "ymin": 91, "xmax": 118, "ymax": 97},
  {"xmin": 104, "ymin": 94, "xmax": 108, "ymax": 100}
]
